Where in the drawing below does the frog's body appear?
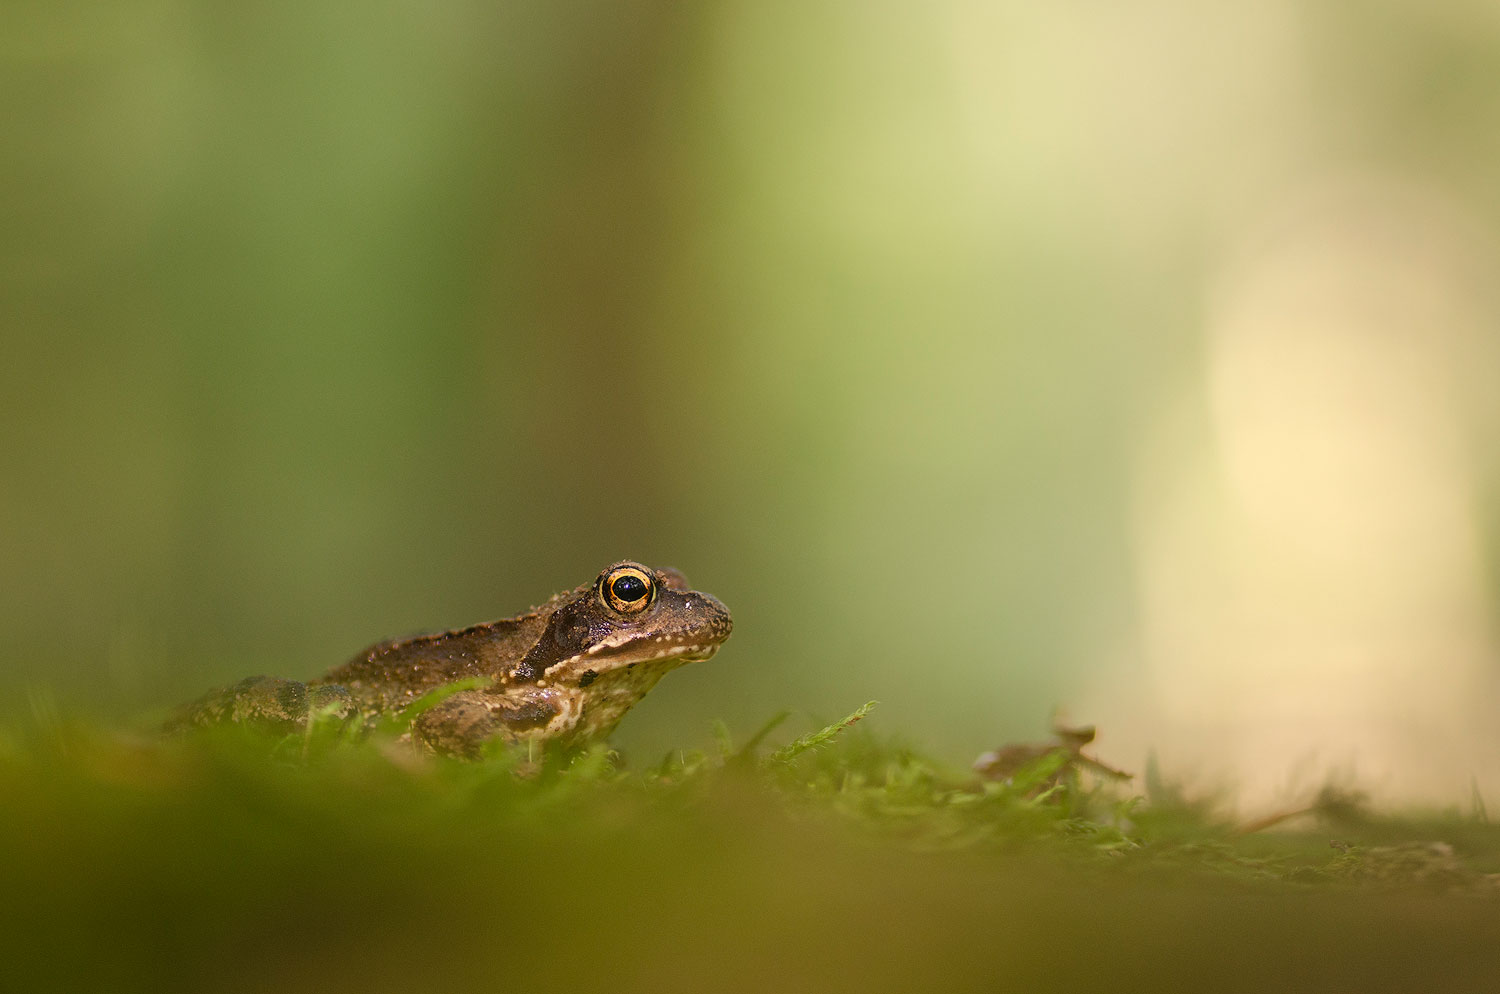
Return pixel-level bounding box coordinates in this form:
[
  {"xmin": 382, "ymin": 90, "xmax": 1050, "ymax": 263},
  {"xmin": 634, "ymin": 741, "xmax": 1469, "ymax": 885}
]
[{"xmin": 176, "ymin": 562, "xmax": 732, "ymax": 757}]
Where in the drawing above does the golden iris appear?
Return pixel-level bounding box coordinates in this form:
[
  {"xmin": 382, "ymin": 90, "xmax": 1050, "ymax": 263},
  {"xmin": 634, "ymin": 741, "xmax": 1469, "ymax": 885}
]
[{"xmin": 601, "ymin": 565, "xmax": 655, "ymax": 614}]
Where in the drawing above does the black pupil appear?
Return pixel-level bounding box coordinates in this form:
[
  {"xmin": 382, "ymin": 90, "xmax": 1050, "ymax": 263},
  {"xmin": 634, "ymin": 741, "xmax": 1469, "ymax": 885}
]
[{"xmin": 611, "ymin": 574, "xmax": 648, "ymax": 603}]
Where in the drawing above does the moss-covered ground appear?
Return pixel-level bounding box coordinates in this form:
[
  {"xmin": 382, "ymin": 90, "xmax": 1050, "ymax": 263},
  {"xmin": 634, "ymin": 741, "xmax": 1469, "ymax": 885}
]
[{"xmin": 2, "ymin": 698, "xmax": 1497, "ymax": 993}]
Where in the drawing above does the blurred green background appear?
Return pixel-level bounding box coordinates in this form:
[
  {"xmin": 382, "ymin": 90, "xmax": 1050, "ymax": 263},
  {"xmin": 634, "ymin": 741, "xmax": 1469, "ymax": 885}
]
[{"xmin": 5, "ymin": 2, "xmax": 1500, "ymax": 785}]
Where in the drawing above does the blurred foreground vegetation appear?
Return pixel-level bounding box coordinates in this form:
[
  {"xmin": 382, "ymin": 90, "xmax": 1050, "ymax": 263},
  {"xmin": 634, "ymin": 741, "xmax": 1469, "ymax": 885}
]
[{"xmin": 3, "ymin": 697, "xmax": 1498, "ymax": 994}]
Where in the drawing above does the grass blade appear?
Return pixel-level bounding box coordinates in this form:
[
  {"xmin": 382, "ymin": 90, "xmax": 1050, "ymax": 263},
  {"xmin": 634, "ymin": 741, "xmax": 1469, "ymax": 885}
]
[{"xmin": 374, "ymin": 676, "xmax": 493, "ymax": 737}]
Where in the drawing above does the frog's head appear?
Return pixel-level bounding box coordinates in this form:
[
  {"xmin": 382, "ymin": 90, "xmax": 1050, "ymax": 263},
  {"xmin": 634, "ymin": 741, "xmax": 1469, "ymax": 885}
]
[{"xmin": 509, "ymin": 561, "xmax": 732, "ymax": 688}]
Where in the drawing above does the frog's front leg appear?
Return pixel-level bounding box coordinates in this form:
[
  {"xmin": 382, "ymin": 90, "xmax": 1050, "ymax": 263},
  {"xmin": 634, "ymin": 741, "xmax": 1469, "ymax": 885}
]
[
  {"xmin": 411, "ymin": 689, "xmax": 561, "ymax": 758},
  {"xmin": 170, "ymin": 675, "xmax": 353, "ymax": 733}
]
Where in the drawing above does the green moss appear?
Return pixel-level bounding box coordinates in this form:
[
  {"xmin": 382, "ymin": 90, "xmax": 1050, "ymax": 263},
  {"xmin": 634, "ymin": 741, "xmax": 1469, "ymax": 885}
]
[{"xmin": 1, "ymin": 696, "xmax": 1498, "ymax": 993}]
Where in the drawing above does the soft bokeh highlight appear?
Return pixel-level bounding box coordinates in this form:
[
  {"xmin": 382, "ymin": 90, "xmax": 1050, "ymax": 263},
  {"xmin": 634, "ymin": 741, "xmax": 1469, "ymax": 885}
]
[{"xmin": 5, "ymin": 1, "xmax": 1499, "ymax": 805}]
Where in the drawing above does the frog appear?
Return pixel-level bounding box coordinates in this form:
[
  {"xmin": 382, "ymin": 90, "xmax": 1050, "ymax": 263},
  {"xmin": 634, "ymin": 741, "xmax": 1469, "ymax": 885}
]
[{"xmin": 174, "ymin": 561, "xmax": 732, "ymax": 758}]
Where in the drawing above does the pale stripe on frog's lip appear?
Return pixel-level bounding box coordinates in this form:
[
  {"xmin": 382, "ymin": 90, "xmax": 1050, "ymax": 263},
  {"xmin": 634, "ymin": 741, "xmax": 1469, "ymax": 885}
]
[
  {"xmin": 580, "ymin": 630, "xmax": 719, "ymax": 655},
  {"xmin": 540, "ymin": 641, "xmax": 720, "ymax": 678}
]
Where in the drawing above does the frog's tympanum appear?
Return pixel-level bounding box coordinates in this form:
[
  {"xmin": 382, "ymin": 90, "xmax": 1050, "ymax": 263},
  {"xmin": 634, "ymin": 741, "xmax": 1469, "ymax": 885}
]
[{"xmin": 176, "ymin": 562, "xmax": 732, "ymax": 757}]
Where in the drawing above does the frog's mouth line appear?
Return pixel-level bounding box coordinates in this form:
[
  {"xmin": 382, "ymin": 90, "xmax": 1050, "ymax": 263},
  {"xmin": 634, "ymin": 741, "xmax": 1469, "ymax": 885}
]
[
  {"xmin": 598, "ymin": 642, "xmax": 721, "ymax": 666},
  {"xmin": 543, "ymin": 641, "xmax": 721, "ymax": 679}
]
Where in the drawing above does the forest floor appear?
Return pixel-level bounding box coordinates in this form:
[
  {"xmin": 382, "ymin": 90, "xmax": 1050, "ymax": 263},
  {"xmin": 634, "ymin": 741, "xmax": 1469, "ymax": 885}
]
[{"xmin": 2, "ymin": 696, "xmax": 1497, "ymax": 994}]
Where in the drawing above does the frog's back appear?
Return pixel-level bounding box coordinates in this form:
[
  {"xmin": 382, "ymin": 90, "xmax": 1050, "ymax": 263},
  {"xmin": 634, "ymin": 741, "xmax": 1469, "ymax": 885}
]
[{"xmin": 317, "ymin": 610, "xmax": 551, "ymax": 711}]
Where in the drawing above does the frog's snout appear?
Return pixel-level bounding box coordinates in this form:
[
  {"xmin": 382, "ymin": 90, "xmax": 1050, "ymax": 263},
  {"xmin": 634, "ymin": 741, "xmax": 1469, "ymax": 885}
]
[{"xmin": 697, "ymin": 593, "xmax": 733, "ymax": 644}]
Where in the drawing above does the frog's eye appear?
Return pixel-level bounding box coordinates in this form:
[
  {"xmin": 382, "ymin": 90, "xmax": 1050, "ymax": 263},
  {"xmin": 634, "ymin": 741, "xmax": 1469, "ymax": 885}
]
[{"xmin": 601, "ymin": 565, "xmax": 655, "ymax": 614}]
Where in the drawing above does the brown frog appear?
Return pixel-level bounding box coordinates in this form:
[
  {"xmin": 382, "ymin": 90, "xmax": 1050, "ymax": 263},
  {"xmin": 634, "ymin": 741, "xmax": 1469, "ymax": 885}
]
[{"xmin": 176, "ymin": 561, "xmax": 732, "ymax": 757}]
